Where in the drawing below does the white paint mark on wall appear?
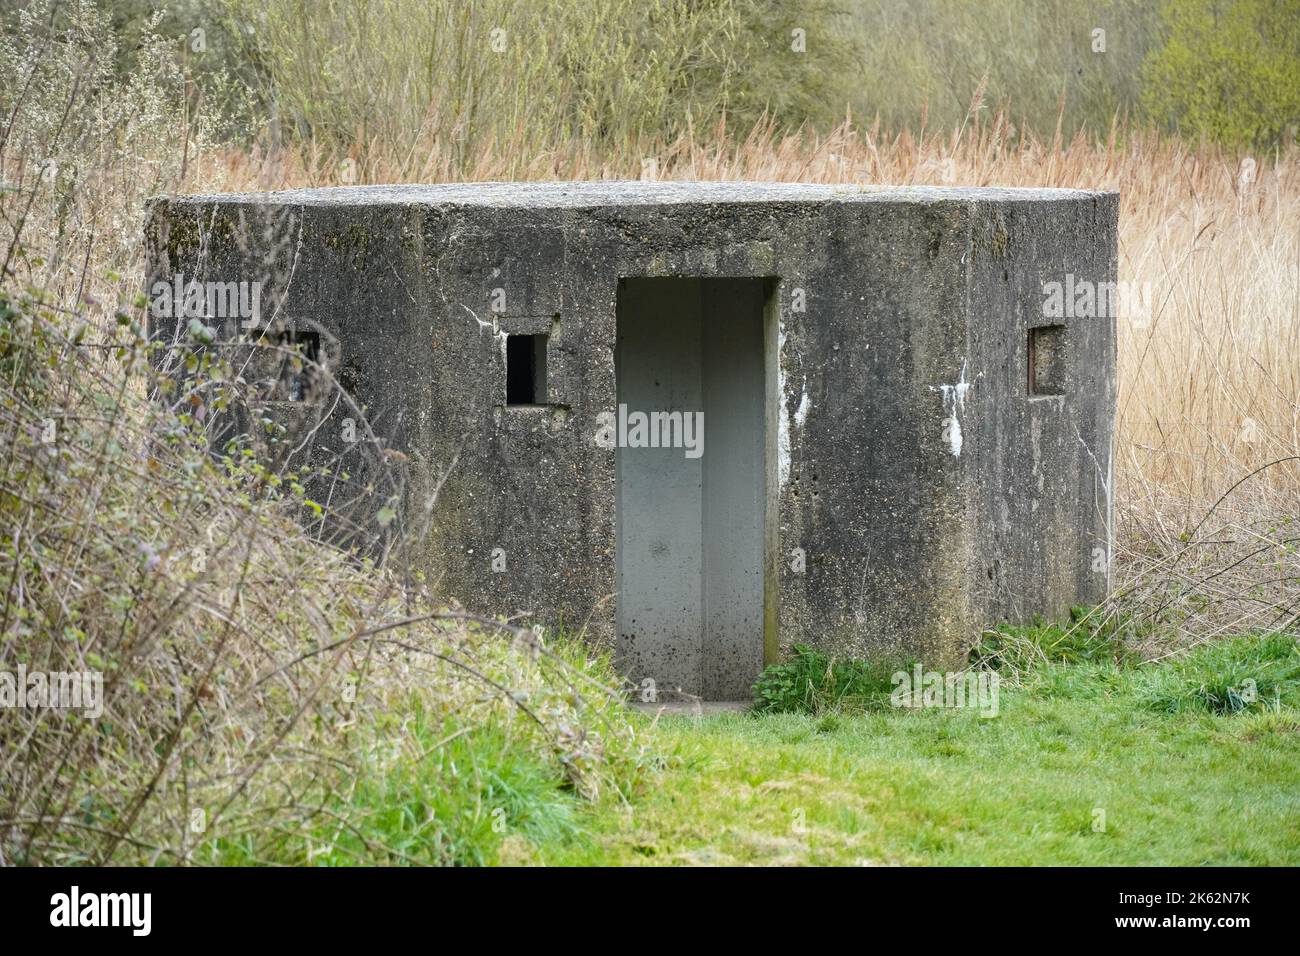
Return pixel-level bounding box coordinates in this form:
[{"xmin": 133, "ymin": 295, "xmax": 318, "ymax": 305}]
[
  {"xmin": 794, "ymin": 381, "xmax": 810, "ymax": 428},
  {"xmin": 931, "ymin": 359, "xmax": 971, "ymax": 457},
  {"xmin": 777, "ymin": 322, "xmax": 791, "ymax": 486},
  {"xmin": 461, "ymin": 303, "xmax": 507, "ymax": 363},
  {"xmin": 461, "ymin": 303, "xmax": 499, "ymax": 337}
]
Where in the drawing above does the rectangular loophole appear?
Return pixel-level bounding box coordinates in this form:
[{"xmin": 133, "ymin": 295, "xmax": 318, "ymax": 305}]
[
  {"xmin": 1028, "ymin": 324, "xmax": 1066, "ymax": 397},
  {"xmin": 252, "ymin": 328, "xmax": 319, "ymax": 402},
  {"xmin": 283, "ymin": 330, "xmax": 319, "ymax": 401},
  {"xmin": 505, "ymin": 333, "xmax": 547, "ymax": 405}
]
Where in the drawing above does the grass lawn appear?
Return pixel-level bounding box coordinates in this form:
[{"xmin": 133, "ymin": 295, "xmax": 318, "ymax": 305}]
[
  {"xmin": 210, "ymin": 631, "xmax": 1300, "ymax": 866},
  {"xmin": 540, "ymin": 643, "xmax": 1300, "ymax": 866}
]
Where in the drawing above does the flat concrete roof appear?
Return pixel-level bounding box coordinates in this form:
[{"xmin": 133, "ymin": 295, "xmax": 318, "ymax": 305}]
[{"xmin": 159, "ymin": 180, "xmax": 1112, "ymax": 209}]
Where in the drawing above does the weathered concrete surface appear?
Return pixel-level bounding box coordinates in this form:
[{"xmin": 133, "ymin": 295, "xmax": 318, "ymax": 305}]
[{"xmin": 146, "ymin": 182, "xmax": 1118, "ymax": 698}]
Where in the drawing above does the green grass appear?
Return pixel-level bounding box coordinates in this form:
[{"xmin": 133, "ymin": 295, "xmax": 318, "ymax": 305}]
[
  {"xmin": 209, "ymin": 632, "xmax": 1300, "ymax": 865},
  {"xmin": 546, "ymin": 633, "xmax": 1300, "ymax": 866},
  {"xmin": 1132, "ymin": 632, "xmax": 1300, "ymax": 715},
  {"xmin": 751, "ymin": 643, "xmax": 908, "ymax": 715}
]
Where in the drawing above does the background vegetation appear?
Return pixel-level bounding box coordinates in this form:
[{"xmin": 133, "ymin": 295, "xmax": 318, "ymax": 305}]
[{"xmin": 59, "ymin": 0, "xmax": 1300, "ymax": 157}]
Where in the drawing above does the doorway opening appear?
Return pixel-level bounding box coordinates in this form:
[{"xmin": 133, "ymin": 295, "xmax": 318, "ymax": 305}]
[{"xmin": 615, "ymin": 277, "xmax": 779, "ymax": 700}]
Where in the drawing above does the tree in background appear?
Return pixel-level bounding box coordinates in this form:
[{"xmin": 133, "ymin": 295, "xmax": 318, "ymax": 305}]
[{"xmin": 1141, "ymin": 0, "xmax": 1300, "ymax": 146}]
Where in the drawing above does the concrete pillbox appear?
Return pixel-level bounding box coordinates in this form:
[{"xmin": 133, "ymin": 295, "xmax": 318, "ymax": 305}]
[{"xmin": 147, "ymin": 181, "xmax": 1118, "ymax": 699}]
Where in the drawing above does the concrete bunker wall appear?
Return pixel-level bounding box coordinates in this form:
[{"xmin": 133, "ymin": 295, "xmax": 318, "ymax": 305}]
[
  {"xmin": 426, "ymin": 195, "xmax": 985, "ymax": 686},
  {"xmin": 145, "ymin": 183, "xmax": 1118, "ymax": 698},
  {"xmin": 963, "ymin": 196, "xmax": 1119, "ymax": 627}
]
